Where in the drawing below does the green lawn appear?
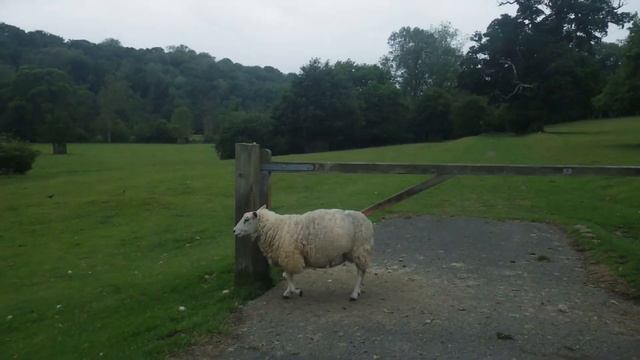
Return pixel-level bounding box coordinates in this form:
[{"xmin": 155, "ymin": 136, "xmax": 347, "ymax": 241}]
[
  {"xmin": 1, "ymin": 116, "xmax": 639, "ymax": 359},
  {"xmin": 1, "ymin": 144, "xmax": 242, "ymax": 358}
]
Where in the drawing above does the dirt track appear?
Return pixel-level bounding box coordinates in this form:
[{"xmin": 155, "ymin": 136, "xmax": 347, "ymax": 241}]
[{"xmin": 178, "ymin": 216, "xmax": 640, "ymax": 359}]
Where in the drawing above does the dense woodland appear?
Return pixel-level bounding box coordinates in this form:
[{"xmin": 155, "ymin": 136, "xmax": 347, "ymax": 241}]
[
  {"xmin": 0, "ymin": 23, "xmax": 291, "ymax": 146},
  {"xmin": 1, "ymin": 0, "xmax": 639, "ymax": 158}
]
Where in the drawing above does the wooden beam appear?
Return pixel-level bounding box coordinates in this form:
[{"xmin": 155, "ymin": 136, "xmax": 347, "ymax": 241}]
[
  {"xmin": 234, "ymin": 143, "xmax": 272, "ymax": 288},
  {"xmin": 262, "ymin": 162, "xmax": 640, "ymax": 177},
  {"xmin": 361, "ymin": 175, "xmax": 454, "ymax": 216},
  {"xmin": 259, "ymin": 148, "xmax": 272, "ymax": 209}
]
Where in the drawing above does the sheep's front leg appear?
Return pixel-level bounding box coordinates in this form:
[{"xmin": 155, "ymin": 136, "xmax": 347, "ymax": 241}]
[
  {"xmin": 282, "ymin": 272, "xmax": 303, "ymax": 298},
  {"xmin": 350, "ymin": 268, "xmax": 366, "ymax": 301}
]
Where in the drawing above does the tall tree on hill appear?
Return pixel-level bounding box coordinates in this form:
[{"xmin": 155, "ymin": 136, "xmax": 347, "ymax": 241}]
[
  {"xmin": 381, "ymin": 24, "xmax": 463, "ymax": 97},
  {"xmin": 269, "ymin": 59, "xmax": 411, "ymax": 154},
  {"xmin": 272, "ymin": 59, "xmax": 362, "ymax": 153},
  {"xmin": 358, "ymin": 83, "xmax": 411, "ymax": 146},
  {"xmin": 0, "ymin": 67, "xmax": 93, "ymax": 153},
  {"xmin": 458, "ymin": 0, "xmax": 635, "ymax": 132},
  {"xmin": 594, "ymin": 20, "xmax": 640, "ymax": 116},
  {"xmin": 593, "ymin": 41, "xmax": 625, "ymax": 82}
]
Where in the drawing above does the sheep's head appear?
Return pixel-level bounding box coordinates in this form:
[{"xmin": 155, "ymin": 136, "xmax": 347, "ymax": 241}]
[{"xmin": 233, "ymin": 205, "xmax": 265, "ymax": 238}]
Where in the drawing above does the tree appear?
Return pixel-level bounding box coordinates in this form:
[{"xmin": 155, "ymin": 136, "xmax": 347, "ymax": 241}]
[
  {"xmin": 533, "ymin": 0, "xmax": 632, "ymax": 53},
  {"xmin": 381, "ymin": 24, "xmax": 463, "ymax": 97},
  {"xmin": 132, "ymin": 118, "xmax": 174, "ymax": 143},
  {"xmin": 594, "ymin": 20, "xmax": 640, "ymax": 116},
  {"xmin": 594, "ymin": 41, "xmax": 625, "ymax": 79},
  {"xmin": 458, "ymin": 15, "xmax": 530, "ymax": 101},
  {"xmin": 0, "ymin": 63, "xmax": 15, "ymax": 84},
  {"xmin": 412, "ymin": 88, "xmax": 454, "ymax": 141},
  {"xmin": 270, "ymin": 59, "xmax": 419, "ymax": 153},
  {"xmin": 170, "ymin": 106, "xmax": 193, "ymax": 143},
  {"xmin": 214, "ymin": 112, "xmax": 274, "ymax": 159},
  {"xmin": 272, "ymin": 59, "xmax": 361, "ymax": 153},
  {"xmin": 451, "ymin": 94, "xmax": 491, "ymax": 137},
  {"xmin": 97, "ymin": 76, "xmax": 139, "ymax": 142},
  {"xmin": 0, "ymin": 67, "xmax": 90, "ymax": 153},
  {"xmin": 358, "ymin": 83, "xmax": 411, "ymax": 146},
  {"xmin": 458, "ymin": 0, "xmax": 635, "ymax": 130}
]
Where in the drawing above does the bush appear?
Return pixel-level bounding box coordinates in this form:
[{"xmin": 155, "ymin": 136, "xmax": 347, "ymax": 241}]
[
  {"xmin": 497, "ymin": 100, "xmax": 546, "ymax": 134},
  {"xmin": 133, "ymin": 119, "xmax": 175, "ymax": 143},
  {"xmin": 451, "ymin": 95, "xmax": 490, "ymax": 138},
  {"xmin": 214, "ymin": 112, "xmax": 275, "ymax": 159},
  {"xmin": 482, "ymin": 105, "xmax": 505, "ymax": 132},
  {"xmin": 412, "ymin": 88, "xmax": 454, "ymax": 141},
  {"xmin": 0, "ymin": 135, "xmax": 39, "ymax": 174}
]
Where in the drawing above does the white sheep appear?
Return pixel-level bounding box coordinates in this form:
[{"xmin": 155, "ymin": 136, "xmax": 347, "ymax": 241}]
[{"xmin": 233, "ymin": 205, "xmax": 374, "ymax": 301}]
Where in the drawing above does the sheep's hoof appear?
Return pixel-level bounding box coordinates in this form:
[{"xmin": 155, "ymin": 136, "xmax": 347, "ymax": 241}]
[
  {"xmin": 282, "ymin": 293, "xmax": 291, "ymax": 299},
  {"xmin": 298, "ymin": 290, "xmax": 303, "ymax": 297},
  {"xmin": 349, "ymin": 296, "xmax": 358, "ymax": 301}
]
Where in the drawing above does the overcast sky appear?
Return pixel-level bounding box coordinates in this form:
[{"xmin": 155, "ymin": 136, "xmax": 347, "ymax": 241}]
[{"xmin": 1, "ymin": 0, "xmax": 638, "ymax": 73}]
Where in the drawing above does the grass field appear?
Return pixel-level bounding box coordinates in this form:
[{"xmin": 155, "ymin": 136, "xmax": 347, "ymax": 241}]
[{"xmin": 1, "ymin": 116, "xmax": 639, "ymax": 359}]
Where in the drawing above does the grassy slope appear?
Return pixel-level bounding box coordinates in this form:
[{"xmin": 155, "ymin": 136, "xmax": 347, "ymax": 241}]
[
  {"xmin": 1, "ymin": 117, "xmax": 638, "ymax": 359},
  {"xmin": 1, "ymin": 145, "xmax": 242, "ymax": 358},
  {"xmin": 277, "ymin": 116, "xmax": 640, "ymax": 293}
]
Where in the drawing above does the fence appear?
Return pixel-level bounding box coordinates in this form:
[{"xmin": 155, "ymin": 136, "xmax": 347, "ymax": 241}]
[{"xmin": 233, "ymin": 143, "xmax": 640, "ymax": 286}]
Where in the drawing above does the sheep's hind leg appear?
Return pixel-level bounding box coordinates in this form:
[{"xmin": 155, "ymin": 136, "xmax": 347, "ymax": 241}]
[
  {"xmin": 282, "ymin": 272, "xmax": 303, "ymax": 298},
  {"xmin": 350, "ymin": 267, "xmax": 366, "ymax": 301}
]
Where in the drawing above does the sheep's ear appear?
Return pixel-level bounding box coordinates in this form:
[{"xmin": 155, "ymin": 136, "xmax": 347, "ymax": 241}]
[
  {"xmin": 252, "ymin": 211, "xmax": 258, "ymax": 218},
  {"xmin": 258, "ymin": 204, "xmax": 266, "ymax": 211}
]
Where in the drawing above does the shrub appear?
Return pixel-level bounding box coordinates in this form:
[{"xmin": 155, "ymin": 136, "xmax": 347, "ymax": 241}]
[
  {"xmin": 214, "ymin": 112, "xmax": 275, "ymax": 160},
  {"xmin": 451, "ymin": 95, "xmax": 490, "ymax": 138},
  {"xmin": 0, "ymin": 135, "xmax": 39, "ymax": 174},
  {"xmin": 133, "ymin": 119, "xmax": 175, "ymax": 143},
  {"xmin": 412, "ymin": 88, "xmax": 454, "ymax": 141},
  {"xmin": 497, "ymin": 100, "xmax": 546, "ymax": 134}
]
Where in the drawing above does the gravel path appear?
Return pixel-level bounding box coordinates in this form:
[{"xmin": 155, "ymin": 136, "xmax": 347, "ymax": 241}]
[{"xmin": 178, "ymin": 216, "xmax": 640, "ymax": 359}]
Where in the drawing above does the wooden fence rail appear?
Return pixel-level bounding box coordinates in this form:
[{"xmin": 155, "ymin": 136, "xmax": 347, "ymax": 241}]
[
  {"xmin": 234, "ymin": 143, "xmax": 640, "ymax": 286},
  {"xmin": 262, "ymin": 162, "xmax": 640, "ymax": 177}
]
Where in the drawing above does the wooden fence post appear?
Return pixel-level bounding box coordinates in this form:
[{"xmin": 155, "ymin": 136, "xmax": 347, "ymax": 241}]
[{"xmin": 234, "ymin": 143, "xmax": 272, "ymax": 288}]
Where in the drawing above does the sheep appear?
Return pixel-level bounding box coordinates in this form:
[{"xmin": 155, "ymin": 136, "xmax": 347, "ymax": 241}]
[{"xmin": 233, "ymin": 205, "xmax": 374, "ymax": 301}]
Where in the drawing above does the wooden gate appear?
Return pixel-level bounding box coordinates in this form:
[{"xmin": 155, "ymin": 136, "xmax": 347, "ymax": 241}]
[{"xmin": 233, "ymin": 143, "xmax": 640, "ymax": 286}]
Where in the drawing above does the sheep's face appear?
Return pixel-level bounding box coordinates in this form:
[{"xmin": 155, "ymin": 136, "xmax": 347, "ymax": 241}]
[{"xmin": 233, "ymin": 211, "xmax": 259, "ymax": 237}]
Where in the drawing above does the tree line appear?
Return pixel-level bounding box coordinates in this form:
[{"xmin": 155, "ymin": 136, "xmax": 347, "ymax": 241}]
[
  {"xmin": 218, "ymin": 0, "xmax": 639, "ymax": 158},
  {"xmin": 0, "ymin": 23, "xmax": 291, "ymax": 148},
  {"xmin": 1, "ymin": 0, "xmax": 639, "ymax": 158},
  {"xmin": 221, "ymin": 0, "xmax": 640, "ymax": 157}
]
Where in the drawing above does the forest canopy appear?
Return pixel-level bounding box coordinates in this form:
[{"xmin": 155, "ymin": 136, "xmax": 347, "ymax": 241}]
[
  {"xmin": 1, "ymin": 0, "xmax": 638, "ymax": 157},
  {"xmin": 0, "ymin": 23, "xmax": 291, "ymax": 144}
]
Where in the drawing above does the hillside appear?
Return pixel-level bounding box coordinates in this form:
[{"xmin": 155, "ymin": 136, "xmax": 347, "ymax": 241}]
[{"xmin": 0, "ymin": 22, "xmax": 291, "ymax": 143}]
